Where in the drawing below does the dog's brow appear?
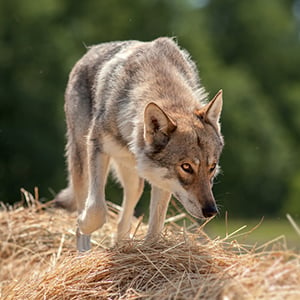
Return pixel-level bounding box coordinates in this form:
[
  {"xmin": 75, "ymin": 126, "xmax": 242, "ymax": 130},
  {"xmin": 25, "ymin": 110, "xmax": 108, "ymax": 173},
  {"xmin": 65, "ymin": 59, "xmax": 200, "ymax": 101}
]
[
  {"xmin": 207, "ymin": 157, "xmax": 214, "ymax": 165},
  {"xmin": 193, "ymin": 158, "xmax": 200, "ymax": 165},
  {"xmin": 197, "ymin": 136, "xmax": 202, "ymax": 148}
]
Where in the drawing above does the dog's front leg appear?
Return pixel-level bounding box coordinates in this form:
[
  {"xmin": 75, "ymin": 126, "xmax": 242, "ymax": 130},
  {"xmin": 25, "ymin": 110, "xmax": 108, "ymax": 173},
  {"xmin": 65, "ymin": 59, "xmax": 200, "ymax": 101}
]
[
  {"xmin": 77, "ymin": 136, "xmax": 110, "ymax": 251},
  {"xmin": 146, "ymin": 186, "xmax": 171, "ymax": 241}
]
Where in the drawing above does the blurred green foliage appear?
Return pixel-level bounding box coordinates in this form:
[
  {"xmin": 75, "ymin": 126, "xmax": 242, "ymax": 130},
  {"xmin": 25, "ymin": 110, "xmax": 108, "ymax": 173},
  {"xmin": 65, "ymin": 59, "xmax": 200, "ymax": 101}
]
[{"xmin": 1, "ymin": 0, "xmax": 300, "ymax": 218}]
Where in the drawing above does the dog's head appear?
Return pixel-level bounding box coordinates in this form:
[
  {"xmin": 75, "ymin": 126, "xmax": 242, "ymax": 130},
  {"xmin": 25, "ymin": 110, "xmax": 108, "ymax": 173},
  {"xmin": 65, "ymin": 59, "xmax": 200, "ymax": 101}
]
[{"xmin": 138, "ymin": 90, "xmax": 224, "ymax": 219}]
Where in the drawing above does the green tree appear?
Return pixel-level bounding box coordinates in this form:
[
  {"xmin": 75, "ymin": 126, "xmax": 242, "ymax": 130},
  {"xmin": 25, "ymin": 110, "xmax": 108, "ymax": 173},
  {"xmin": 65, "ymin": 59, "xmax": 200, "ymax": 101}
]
[{"xmin": 205, "ymin": 0, "xmax": 300, "ymax": 216}]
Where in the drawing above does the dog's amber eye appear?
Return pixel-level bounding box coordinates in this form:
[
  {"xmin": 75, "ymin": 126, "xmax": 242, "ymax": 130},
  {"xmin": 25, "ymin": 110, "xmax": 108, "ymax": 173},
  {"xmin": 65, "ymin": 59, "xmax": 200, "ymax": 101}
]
[
  {"xmin": 181, "ymin": 163, "xmax": 193, "ymax": 174},
  {"xmin": 209, "ymin": 163, "xmax": 217, "ymax": 173}
]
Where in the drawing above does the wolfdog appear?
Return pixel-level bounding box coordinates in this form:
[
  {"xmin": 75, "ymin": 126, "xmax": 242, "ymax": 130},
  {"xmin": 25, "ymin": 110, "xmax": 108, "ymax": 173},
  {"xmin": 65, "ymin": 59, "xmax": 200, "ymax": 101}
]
[{"xmin": 55, "ymin": 37, "xmax": 224, "ymax": 251}]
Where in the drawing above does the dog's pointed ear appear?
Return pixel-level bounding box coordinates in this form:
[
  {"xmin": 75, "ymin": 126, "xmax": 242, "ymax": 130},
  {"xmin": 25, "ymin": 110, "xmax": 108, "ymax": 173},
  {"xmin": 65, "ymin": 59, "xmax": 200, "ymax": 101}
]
[
  {"xmin": 144, "ymin": 102, "xmax": 177, "ymax": 145},
  {"xmin": 196, "ymin": 90, "xmax": 223, "ymax": 133}
]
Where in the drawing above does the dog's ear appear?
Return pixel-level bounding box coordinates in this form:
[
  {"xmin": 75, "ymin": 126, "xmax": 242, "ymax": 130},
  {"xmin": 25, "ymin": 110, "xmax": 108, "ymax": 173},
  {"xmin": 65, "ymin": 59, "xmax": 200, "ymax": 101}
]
[
  {"xmin": 144, "ymin": 102, "xmax": 177, "ymax": 146},
  {"xmin": 196, "ymin": 90, "xmax": 223, "ymax": 133}
]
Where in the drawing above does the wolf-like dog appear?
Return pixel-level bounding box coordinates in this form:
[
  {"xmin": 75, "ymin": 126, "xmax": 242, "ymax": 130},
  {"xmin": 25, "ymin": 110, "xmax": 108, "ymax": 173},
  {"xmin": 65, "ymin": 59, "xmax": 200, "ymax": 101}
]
[{"xmin": 55, "ymin": 37, "xmax": 224, "ymax": 251}]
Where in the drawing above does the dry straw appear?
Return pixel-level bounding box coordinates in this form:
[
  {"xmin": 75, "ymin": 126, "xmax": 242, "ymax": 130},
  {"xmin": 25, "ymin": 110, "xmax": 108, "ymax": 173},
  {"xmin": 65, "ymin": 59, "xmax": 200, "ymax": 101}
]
[{"xmin": 1, "ymin": 189, "xmax": 300, "ymax": 299}]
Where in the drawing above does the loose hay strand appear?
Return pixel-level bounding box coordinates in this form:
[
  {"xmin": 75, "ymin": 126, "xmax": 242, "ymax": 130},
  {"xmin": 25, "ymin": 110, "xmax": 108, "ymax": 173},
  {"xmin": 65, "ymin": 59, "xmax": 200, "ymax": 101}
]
[
  {"xmin": 287, "ymin": 214, "xmax": 300, "ymax": 237},
  {"xmin": 1, "ymin": 190, "xmax": 300, "ymax": 299}
]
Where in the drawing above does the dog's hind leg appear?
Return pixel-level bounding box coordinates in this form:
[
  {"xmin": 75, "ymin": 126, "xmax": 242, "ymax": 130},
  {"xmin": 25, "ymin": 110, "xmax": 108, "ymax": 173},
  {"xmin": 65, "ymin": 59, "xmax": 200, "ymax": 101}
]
[
  {"xmin": 66, "ymin": 136, "xmax": 91, "ymax": 251},
  {"xmin": 54, "ymin": 134, "xmax": 87, "ymax": 213},
  {"xmin": 113, "ymin": 161, "xmax": 144, "ymax": 241}
]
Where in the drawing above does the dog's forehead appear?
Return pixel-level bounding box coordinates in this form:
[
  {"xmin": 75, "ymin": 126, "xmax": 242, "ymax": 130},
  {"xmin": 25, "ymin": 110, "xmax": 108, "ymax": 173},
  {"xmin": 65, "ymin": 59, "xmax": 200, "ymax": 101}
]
[
  {"xmin": 173, "ymin": 124, "xmax": 222, "ymax": 161},
  {"xmin": 194, "ymin": 125, "xmax": 223, "ymax": 158}
]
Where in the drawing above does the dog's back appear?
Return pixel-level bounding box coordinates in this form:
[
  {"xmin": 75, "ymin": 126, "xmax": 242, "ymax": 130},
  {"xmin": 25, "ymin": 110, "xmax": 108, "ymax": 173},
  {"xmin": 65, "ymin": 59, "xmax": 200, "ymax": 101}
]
[
  {"xmin": 64, "ymin": 41, "xmax": 138, "ymax": 136},
  {"xmin": 65, "ymin": 38, "xmax": 204, "ymax": 142}
]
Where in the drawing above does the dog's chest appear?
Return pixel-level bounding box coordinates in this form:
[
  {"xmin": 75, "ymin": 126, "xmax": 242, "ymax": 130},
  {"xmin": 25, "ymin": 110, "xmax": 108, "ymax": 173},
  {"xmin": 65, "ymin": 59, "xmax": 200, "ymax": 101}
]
[{"xmin": 102, "ymin": 135, "xmax": 136, "ymax": 167}]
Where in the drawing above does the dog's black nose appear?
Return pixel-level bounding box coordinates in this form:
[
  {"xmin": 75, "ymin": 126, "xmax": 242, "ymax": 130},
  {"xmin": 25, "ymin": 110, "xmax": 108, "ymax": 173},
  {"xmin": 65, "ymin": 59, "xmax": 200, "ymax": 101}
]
[{"xmin": 202, "ymin": 204, "xmax": 218, "ymax": 218}]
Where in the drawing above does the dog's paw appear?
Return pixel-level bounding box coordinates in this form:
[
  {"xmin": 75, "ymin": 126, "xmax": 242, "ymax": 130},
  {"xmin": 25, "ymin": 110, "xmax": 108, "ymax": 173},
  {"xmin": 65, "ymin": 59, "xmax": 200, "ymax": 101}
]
[{"xmin": 78, "ymin": 199, "xmax": 107, "ymax": 234}]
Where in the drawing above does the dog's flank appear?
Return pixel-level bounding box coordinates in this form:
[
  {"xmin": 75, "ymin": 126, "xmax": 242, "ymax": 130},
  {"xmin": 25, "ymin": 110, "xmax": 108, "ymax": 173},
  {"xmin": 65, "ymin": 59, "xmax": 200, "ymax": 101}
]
[{"xmin": 55, "ymin": 37, "xmax": 224, "ymax": 251}]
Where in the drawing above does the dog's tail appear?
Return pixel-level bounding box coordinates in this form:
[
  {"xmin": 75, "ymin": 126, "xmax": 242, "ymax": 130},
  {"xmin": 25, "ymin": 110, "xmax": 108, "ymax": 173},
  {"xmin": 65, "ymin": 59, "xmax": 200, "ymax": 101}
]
[{"xmin": 54, "ymin": 187, "xmax": 77, "ymax": 212}]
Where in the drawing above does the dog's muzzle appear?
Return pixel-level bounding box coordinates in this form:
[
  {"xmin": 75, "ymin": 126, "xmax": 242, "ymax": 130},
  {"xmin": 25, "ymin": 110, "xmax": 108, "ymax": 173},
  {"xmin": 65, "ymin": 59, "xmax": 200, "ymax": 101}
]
[{"xmin": 202, "ymin": 204, "xmax": 218, "ymax": 218}]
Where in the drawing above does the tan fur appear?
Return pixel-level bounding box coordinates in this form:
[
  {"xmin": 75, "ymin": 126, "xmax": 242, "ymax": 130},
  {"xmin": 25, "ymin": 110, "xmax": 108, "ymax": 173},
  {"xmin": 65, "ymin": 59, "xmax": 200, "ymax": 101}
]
[{"xmin": 55, "ymin": 38, "xmax": 224, "ymax": 251}]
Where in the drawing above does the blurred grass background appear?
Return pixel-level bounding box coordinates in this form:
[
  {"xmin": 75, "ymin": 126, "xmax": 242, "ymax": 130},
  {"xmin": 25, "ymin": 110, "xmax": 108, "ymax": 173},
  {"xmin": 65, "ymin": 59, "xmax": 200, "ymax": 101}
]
[{"xmin": 205, "ymin": 217, "xmax": 300, "ymax": 250}]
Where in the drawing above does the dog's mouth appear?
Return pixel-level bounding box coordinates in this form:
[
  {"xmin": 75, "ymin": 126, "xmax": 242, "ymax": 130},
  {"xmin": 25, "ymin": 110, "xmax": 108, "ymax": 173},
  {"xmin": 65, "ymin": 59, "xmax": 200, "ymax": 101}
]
[{"xmin": 174, "ymin": 193, "xmax": 204, "ymax": 219}]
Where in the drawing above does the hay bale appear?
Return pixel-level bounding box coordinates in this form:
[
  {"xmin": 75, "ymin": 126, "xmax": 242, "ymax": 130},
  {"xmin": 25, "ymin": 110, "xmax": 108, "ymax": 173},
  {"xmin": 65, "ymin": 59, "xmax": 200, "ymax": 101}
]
[
  {"xmin": 0, "ymin": 198, "xmax": 74, "ymax": 288},
  {"xmin": 1, "ymin": 191, "xmax": 300, "ymax": 299},
  {"xmin": 0, "ymin": 190, "xmax": 131, "ymax": 291}
]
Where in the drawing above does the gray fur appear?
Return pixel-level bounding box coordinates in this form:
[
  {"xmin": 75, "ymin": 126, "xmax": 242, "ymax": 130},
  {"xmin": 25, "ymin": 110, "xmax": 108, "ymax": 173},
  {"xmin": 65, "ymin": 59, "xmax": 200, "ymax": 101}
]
[{"xmin": 55, "ymin": 37, "xmax": 224, "ymax": 250}]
